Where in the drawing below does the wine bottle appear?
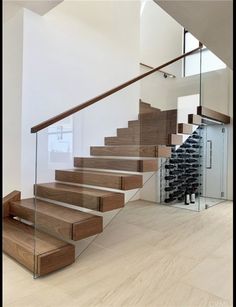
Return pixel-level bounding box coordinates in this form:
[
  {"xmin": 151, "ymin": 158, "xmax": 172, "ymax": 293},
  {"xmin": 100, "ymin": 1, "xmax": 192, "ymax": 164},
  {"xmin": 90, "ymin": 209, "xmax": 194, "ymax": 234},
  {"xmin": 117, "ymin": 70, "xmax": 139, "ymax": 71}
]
[
  {"xmin": 185, "ymin": 191, "xmax": 190, "ymax": 205},
  {"xmin": 178, "ymin": 164, "xmax": 191, "ymax": 169},
  {"xmin": 170, "ymin": 180, "xmax": 184, "ymax": 187},
  {"xmin": 164, "ymin": 175, "xmax": 176, "ymax": 180},
  {"xmin": 165, "ymin": 164, "xmax": 175, "ymax": 169},
  {"xmin": 169, "ymin": 159, "xmax": 180, "ymax": 164},
  {"xmin": 192, "ymin": 164, "xmax": 201, "ymax": 168},
  {"xmin": 185, "ymin": 168, "xmax": 197, "ymax": 173},
  {"xmin": 190, "ymin": 191, "xmax": 195, "ymax": 203},
  {"xmin": 192, "ymin": 144, "xmax": 201, "ymax": 149},
  {"xmin": 186, "ymin": 139, "xmax": 198, "ymax": 144},
  {"xmin": 165, "ymin": 186, "xmax": 176, "ymax": 192},
  {"xmin": 186, "ymin": 149, "xmax": 196, "ymax": 153},
  {"xmin": 192, "ymin": 134, "xmax": 201, "ymax": 139},
  {"xmin": 170, "ymin": 170, "xmax": 183, "ymax": 175},
  {"xmin": 176, "ymin": 148, "xmax": 184, "ymax": 153},
  {"xmin": 181, "ymin": 144, "xmax": 191, "ymax": 148},
  {"xmin": 192, "ymin": 154, "xmax": 201, "ymax": 158},
  {"xmin": 186, "ymin": 158, "xmax": 198, "ymax": 163},
  {"xmin": 178, "ymin": 154, "xmax": 191, "ymax": 158}
]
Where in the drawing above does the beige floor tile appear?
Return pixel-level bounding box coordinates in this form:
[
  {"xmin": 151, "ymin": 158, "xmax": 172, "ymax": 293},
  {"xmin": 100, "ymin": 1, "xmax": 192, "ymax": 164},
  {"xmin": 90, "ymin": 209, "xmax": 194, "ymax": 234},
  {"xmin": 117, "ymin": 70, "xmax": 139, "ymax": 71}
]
[
  {"xmin": 181, "ymin": 256, "xmax": 233, "ymax": 302},
  {"xmin": 3, "ymin": 200, "xmax": 233, "ymax": 307},
  {"xmin": 146, "ymin": 281, "xmax": 232, "ymax": 307}
]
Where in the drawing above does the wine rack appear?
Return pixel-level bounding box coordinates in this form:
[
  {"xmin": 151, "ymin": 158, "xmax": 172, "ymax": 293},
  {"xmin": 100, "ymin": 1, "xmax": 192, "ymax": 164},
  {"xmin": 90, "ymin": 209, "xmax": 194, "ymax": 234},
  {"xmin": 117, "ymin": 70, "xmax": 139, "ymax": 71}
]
[{"xmin": 160, "ymin": 127, "xmax": 203, "ymax": 206}]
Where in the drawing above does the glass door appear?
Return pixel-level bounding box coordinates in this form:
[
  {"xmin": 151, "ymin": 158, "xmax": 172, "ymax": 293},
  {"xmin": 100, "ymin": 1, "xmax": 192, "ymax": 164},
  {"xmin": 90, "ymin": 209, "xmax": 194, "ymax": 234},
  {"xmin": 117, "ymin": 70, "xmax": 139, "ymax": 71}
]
[{"xmin": 201, "ymin": 122, "xmax": 227, "ymax": 209}]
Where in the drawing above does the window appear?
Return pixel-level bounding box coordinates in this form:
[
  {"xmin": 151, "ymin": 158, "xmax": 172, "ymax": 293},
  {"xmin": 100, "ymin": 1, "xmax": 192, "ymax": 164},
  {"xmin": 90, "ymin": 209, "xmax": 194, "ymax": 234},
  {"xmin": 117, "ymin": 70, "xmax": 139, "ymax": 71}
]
[{"xmin": 183, "ymin": 29, "xmax": 226, "ymax": 77}]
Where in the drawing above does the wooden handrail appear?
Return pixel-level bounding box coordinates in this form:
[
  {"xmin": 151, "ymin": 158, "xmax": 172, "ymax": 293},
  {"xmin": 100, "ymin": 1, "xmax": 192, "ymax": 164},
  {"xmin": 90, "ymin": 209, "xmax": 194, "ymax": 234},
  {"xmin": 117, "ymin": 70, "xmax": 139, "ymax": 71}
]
[
  {"xmin": 31, "ymin": 46, "xmax": 202, "ymax": 133},
  {"xmin": 140, "ymin": 63, "xmax": 176, "ymax": 78}
]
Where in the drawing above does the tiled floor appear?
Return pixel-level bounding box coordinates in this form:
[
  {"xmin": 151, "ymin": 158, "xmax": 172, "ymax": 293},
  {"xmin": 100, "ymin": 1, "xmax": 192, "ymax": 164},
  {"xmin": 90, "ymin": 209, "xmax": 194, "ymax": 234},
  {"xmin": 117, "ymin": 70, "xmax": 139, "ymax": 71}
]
[{"xmin": 3, "ymin": 200, "xmax": 233, "ymax": 307}]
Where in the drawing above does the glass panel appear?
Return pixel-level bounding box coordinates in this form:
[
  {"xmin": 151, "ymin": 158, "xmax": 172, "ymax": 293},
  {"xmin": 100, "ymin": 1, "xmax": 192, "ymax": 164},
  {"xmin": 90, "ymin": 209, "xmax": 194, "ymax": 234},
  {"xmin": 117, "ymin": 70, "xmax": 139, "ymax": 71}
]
[
  {"xmin": 201, "ymin": 123, "xmax": 226, "ymax": 209},
  {"xmin": 33, "ymin": 48, "xmax": 203, "ymax": 277},
  {"xmin": 140, "ymin": 49, "xmax": 202, "ymax": 211}
]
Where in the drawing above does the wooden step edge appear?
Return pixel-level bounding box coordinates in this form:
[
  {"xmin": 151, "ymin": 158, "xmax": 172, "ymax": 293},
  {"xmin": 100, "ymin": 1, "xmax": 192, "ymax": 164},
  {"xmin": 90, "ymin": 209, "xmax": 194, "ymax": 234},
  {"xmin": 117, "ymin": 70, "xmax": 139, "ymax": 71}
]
[
  {"xmin": 55, "ymin": 169, "xmax": 143, "ymax": 191},
  {"xmin": 3, "ymin": 191, "xmax": 21, "ymax": 218},
  {"xmin": 73, "ymin": 157, "xmax": 159, "ymax": 173},
  {"xmin": 197, "ymin": 106, "xmax": 230, "ymax": 124},
  {"xmin": 72, "ymin": 216, "xmax": 103, "ymax": 240},
  {"xmin": 99, "ymin": 193, "xmax": 125, "ymax": 212},
  {"xmin": 178, "ymin": 123, "xmax": 193, "ymax": 135},
  {"xmin": 188, "ymin": 114, "xmax": 202, "ymax": 125},
  {"xmin": 155, "ymin": 146, "xmax": 172, "ymax": 158},
  {"xmin": 9, "ymin": 200, "xmax": 103, "ymax": 241},
  {"xmin": 167, "ymin": 134, "xmax": 183, "ymax": 145},
  {"xmin": 3, "ymin": 218, "xmax": 75, "ymax": 276}
]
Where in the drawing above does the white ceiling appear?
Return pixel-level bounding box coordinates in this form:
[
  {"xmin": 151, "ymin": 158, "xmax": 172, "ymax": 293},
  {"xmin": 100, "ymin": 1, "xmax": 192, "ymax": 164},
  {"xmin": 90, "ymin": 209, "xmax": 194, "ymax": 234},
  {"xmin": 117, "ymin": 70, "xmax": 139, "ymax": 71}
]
[{"xmin": 154, "ymin": 0, "xmax": 233, "ymax": 69}]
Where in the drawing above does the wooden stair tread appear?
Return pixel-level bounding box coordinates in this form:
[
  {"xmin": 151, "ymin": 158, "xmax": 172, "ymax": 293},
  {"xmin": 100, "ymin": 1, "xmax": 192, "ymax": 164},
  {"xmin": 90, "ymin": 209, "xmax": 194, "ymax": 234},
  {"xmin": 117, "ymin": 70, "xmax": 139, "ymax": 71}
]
[
  {"xmin": 3, "ymin": 217, "xmax": 67, "ymax": 254},
  {"xmin": 55, "ymin": 169, "xmax": 143, "ymax": 190},
  {"xmin": 36, "ymin": 182, "xmax": 122, "ymax": 197},
  {"xmin": 3, "ymin": 217, "xmax": 75, "ymax": 276},
  {"xmin": 10, "ymin": 198, "xmax": 103, "ymax": 241},
  {"xmin": 90, "ymin": 145, "xmax": 171, "ymax": 157},
  {"xmin": 35, "ymin": 182, "xmax": 124, "ymax": 212},
  {"xmin": 74, "ymin": 157, "xmax": 158, "ymax": 172},
  {"xmin": 58, "ymin": 168, "xmax": 141, "ymax": 178},
  {"xmin": 197, "ymin": 106, "xmax": 230, "ymax": 124},
  {"xmin": 11, "ymin": 198, "xmax": 98, "ymax": 223}
]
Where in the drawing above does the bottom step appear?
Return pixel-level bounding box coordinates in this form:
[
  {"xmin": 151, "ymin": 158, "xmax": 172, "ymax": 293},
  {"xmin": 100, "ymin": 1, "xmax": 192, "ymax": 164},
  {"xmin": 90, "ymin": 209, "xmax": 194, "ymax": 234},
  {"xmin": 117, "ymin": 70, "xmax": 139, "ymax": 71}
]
[{"xmin": 3, "ymin": 218, "xmax": 75, "ymax": 276}]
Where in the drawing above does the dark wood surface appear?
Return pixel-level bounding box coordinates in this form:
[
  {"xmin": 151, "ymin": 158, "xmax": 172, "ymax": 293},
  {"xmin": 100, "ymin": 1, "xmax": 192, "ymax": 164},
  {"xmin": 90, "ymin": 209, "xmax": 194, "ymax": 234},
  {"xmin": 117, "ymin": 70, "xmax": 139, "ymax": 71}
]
[
  {"xmin": 90, "ymin": 145, "xmax": 171, "ymax": 157},
  {"xmin": 3, "ymin": 190, "xmax": 21, "ymax": 218},
  {"xmin": 31, "ymin": 46, "xmax": 202, "ymax": 133},
  {"xmin": 9, "ymin": 198, "xmax": 103, "ymax": 240},
  {"xmin": 3, "ymin": 217, "xmax": 75, "ymax": 276},
  {"xmin": 55, "ymin": 169, "xmax": 142, "ymax": 190},
  {"xmin": 197, "ymin": 106, "xmax": 230, "ymax": 124},
  {"xmin": 74, "ymin": 157, "xmax": 159, "ymax": 172},
  {"xmin": 35, "ymin": 182, "xmax": 124, "ymax": 212}
]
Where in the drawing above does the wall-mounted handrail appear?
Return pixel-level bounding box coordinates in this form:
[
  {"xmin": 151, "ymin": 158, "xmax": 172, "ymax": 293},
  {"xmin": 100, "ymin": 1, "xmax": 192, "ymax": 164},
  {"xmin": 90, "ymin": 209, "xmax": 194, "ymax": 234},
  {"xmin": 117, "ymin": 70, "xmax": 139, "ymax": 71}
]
[
  {"xmin": 31, "ymin": 45, "xmax": 202, "ymax": 133},
  {"xmin": 140, "ymin": 63, "xmax": 176, "ymax": 78}
]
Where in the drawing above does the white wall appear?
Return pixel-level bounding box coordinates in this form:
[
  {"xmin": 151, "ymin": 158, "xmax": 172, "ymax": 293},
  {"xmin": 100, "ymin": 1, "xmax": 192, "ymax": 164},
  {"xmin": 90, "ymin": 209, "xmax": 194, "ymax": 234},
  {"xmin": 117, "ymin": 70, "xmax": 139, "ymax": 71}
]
[
  {"xmin": 21, "ymin": 0, "xmax": 140, "ymax": 197},
  {"xmin": 3, "ymin": 6, "xmax": 23, "ymax": 195},
  {"xmin": 140, "ymin": 0, "xmax": 182, "ymax": 69}
]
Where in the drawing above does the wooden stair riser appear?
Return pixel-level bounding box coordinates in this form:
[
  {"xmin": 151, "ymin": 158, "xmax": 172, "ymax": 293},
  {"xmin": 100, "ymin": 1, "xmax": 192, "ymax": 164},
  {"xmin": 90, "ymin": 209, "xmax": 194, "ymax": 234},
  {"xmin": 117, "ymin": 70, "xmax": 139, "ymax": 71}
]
[
  {"xmin": 138, "ymin": 110, "xmax": 177, "ymax": 121},
  {"xmin": 55, "ymin": 170, "xmax": 143, "ymax": 190},
  {"xmin": 34, "ymin": 184, "xmax": 124, "ymax": 212},
  {"xmin": 74, "ymin": 157, "xmax": 159, "ymax": 172},
  {"xmin": 9, "ymin": 199, "xmax": 103, "ymax": 241}
]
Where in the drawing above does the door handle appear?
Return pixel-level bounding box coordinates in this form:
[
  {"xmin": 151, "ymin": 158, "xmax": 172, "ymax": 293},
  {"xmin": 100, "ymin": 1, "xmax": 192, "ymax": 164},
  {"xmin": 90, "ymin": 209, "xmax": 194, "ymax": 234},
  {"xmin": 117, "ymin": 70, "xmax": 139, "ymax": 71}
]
[{"xmin": 206, "ymin": 140, "xmax": 212, "ymax": 169}]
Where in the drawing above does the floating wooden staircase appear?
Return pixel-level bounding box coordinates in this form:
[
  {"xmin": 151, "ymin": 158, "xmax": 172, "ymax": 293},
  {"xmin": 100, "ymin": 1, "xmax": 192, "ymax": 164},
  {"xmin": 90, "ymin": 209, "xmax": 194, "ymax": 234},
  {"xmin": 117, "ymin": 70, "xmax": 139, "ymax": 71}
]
[{"xmin": 4, "ymin": 99, "xmax": 230, "ymax": 276}]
